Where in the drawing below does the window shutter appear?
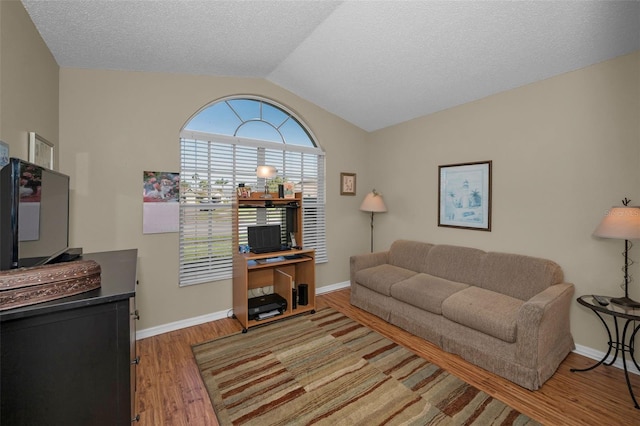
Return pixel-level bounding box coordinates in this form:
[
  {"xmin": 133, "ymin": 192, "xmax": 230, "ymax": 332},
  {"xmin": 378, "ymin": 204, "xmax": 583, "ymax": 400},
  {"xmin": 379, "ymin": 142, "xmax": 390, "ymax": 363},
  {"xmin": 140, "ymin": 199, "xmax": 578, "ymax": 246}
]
[{"xmin": 179, "ymin": 133, "xmax": 326, "ymax": 286}]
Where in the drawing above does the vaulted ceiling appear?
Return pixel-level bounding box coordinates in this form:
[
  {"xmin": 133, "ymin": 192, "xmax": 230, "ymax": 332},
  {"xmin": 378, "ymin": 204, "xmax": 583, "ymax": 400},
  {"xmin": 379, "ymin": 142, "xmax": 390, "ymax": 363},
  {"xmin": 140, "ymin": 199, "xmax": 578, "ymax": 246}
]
[{"xmin": 21, "ymin": 1, "xmax": 640, "ymax": 132}]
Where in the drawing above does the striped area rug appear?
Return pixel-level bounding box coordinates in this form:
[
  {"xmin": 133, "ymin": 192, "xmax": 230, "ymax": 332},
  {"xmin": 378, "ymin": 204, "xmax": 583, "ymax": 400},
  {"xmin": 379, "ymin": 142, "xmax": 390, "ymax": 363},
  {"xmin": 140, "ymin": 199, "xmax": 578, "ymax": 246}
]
[{"xmin": 192, "ymin": 308, "xmax": 539, "ymax": 426}]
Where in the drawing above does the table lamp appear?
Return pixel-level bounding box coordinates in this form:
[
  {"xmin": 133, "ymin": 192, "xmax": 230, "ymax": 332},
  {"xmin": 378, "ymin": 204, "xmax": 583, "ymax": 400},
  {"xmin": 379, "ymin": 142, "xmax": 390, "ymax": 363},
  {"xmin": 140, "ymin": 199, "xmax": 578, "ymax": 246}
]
[
  {"xmin": 593, "ymin": 199, "xmax": 640, "ymax": 308},
  {"xmin": 256, "ymin": 165, "xmax": 277, "ymax": 198},
  {"xmin": 360, "ymin": 189, "xmax": 387, "ymax": 252}
]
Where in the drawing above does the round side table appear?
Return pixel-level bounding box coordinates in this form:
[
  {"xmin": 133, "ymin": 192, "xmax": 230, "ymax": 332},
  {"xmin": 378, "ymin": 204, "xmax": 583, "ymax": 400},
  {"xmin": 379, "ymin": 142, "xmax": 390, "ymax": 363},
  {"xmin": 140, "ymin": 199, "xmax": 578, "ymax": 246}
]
[{"xmin": 571, "ymin": 295, "xmax": 640, "ymax": 409}]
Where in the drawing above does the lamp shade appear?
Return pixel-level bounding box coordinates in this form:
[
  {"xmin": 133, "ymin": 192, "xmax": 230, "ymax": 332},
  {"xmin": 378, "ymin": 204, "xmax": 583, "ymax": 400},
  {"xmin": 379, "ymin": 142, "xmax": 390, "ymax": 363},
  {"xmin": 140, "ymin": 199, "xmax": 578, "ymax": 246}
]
[
  {"xmin": 593, "ymin": 206, "xmax": 640, "ymax": 240},
  {"xmin": 360, "ymin": 191, "xmax": 387, "ymax": 213},
  {"xmin": 256, "ymin": 165, "xmax": 277, "ymax": 179}
]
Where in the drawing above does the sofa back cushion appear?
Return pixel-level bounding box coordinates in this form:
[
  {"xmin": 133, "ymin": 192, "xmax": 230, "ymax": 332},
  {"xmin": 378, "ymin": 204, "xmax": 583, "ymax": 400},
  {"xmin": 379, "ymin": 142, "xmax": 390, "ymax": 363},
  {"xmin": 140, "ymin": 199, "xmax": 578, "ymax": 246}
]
[
  {"xmin": 424, "ymin": 245, "xmax": 486, "ymax": 285},
  {"xmin": 388, "ymin": 240, "xmax": 434, "ymax": 271},
  {"xmin": 478, "ymin": 252, "xmax": 564, "ymax": 300}
]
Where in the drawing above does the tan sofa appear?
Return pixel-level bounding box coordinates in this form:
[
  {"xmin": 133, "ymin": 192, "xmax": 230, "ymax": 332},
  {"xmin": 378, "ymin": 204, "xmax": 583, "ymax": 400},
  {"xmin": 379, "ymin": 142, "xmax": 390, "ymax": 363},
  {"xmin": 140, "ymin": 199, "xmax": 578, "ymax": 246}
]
[{"xmin": 350, "ymin": 240, "xmax": 575, "ymax": 390}]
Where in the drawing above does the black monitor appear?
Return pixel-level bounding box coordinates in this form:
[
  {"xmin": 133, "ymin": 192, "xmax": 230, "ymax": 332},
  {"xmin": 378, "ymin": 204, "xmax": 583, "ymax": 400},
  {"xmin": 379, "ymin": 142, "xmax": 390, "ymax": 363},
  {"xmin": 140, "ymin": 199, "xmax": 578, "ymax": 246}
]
[
  {"xmin": 247, "ymin": 224, "xmax": 282, "ymax": 254},
  {"xmin": 0, "ymin": 158, "xmax": 70, "ymax": 269}
]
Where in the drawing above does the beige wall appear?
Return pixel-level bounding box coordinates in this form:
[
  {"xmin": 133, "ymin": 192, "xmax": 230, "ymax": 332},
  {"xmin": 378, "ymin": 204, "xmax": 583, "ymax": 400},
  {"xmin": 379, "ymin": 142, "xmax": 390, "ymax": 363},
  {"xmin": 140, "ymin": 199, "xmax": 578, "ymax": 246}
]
[
  {"xmin": 367, "ymin": 51, "xmax": 640, "ymax": 353},
  {"xmin": 6, "ymin": 1, "xmax": 640, "ymax": 355},
  {"xmin": 59, "ymin": 68, "xmax": 369, "ymax": 329},
  {"xmin": 0, "ymin": 1, "xmax": 59, "ymax": 162}
]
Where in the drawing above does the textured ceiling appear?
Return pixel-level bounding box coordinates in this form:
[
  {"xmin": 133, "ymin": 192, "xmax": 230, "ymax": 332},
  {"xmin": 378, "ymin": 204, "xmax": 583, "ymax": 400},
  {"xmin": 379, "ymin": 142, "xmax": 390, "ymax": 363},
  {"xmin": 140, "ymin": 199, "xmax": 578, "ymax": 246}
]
[{"xmin": 21, "ymin": 1, "xmax": 640, "ymax": 132}]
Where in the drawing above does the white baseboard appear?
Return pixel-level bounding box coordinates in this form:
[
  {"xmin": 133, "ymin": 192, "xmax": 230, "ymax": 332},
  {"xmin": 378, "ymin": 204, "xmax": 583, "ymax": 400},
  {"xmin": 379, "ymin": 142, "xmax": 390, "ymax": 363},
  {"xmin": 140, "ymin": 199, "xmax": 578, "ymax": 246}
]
[
  {"xmin": 315, "ymin": 280, "xmax": 351, "ymax": 294},
  {"xmin": 573, "ymin": 344, "xmax": 639, "ymax": 376},
  {"xmin": 138, "ymin": 282, "xmax": 638, "ymax": 377},
  {"xmin": 136, "ymin": 280, "xmax": 352, "ymax": 340},
  {"xmin": 136, "ymin": 309, "xmax": 230, "ymax": 340}
]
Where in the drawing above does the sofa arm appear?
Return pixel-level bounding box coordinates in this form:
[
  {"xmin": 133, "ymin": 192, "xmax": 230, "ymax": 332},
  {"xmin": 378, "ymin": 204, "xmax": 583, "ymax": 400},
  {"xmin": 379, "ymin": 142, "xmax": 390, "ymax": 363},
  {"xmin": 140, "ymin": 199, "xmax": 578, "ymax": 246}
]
[
  {"xmin": 350, "ymin": 251, "xmax": 389, "ymax": 285},
  {"xmin": 516, "ymin": 282, "xmax": 575, "ymax": 367}
]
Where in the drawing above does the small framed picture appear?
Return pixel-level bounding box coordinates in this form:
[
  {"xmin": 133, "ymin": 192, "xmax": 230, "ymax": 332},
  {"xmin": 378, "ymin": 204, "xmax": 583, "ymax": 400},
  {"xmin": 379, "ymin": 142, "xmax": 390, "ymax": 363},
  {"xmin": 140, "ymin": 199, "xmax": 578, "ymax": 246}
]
[
  {"xmin": 237, "ymin": 185, "xmax": 251, "ymax": 198},
  {"xmin": 28, "ymin": 132, "xmax": 54, "ymax": 169},
  {"xmin": 283, "ymin": 181, "xmax": 295, "ymax": 199},
  {"xmin": 438, "ymin": 161, "xmax": 492, "ymax": 231},
  {"xmin": 340, "ymin": 172, "xmax": 356, "ymax": 196}
]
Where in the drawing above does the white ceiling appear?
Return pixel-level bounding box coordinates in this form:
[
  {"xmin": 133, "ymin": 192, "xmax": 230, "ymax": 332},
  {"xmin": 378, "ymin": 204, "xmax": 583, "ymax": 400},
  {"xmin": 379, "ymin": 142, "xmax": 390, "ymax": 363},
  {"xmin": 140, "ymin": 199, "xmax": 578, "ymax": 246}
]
[{"xmin": 21, "ymin": 1, "xmax": 640, "ymax": 132}]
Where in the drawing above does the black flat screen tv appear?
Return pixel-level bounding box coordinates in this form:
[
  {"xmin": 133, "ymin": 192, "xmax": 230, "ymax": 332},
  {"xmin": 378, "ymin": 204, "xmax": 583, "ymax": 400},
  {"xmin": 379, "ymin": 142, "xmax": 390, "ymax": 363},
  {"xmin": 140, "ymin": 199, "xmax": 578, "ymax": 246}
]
[{"xmin": 0, "ymin": 158, "xmax": 70, "ymax": 270}]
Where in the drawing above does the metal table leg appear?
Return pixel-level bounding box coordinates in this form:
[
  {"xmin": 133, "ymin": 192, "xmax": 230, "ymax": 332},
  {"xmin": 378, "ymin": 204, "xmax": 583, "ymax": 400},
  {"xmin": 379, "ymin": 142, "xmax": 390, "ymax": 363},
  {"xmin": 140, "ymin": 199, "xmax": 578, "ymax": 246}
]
[
  {"xmin": 571, "ymin": 311, "xmax": 615, "ymax": 372},
  {"xmin": 572, "ymin": 311, "xmax": 640, "ymax": 409},
  {"xmin": 620, "ymin": 319, "xmax": 640, "ymax": 408}
]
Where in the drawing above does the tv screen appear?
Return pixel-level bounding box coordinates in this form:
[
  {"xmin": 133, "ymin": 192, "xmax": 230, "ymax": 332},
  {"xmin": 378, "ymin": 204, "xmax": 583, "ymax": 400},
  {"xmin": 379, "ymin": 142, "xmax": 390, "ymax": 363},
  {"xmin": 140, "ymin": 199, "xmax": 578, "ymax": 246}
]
[{"xmin": 0, "ymin": 158, "xmax": 70, "ymax": 269}]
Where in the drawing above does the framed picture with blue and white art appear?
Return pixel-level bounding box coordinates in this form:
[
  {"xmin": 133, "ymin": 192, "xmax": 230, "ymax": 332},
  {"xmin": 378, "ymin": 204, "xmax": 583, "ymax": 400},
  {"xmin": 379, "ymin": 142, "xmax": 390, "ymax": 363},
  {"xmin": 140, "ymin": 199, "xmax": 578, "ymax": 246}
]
[{"xmin": 438, "ymin": 161, "xmax": 492, "ymax": 231}]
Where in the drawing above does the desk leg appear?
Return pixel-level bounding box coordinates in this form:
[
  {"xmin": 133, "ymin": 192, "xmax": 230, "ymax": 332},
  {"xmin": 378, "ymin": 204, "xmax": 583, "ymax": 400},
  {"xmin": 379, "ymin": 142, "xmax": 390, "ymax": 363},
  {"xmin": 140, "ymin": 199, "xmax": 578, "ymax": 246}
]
[
  {"xmin": 621, "ymin": 320, "xmax": 640, "ymax": 409},
  {"xmin": 571, "ymin": 310, "xmax": 615, "ymax": 372}
]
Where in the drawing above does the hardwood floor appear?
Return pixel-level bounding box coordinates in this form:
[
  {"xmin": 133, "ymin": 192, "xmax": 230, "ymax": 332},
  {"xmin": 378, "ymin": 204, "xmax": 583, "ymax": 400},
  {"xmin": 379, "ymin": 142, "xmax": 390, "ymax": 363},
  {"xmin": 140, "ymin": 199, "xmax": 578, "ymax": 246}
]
[{"xmin": 136, "ymin": 289, "xmax": 640, "ymax": 425}]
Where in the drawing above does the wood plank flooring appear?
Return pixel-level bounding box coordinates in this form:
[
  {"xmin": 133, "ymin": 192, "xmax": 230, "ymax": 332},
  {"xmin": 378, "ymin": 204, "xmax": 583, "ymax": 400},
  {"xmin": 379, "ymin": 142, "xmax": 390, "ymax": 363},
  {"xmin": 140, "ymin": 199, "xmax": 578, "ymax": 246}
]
[{"xmin": 135, "ymin": 289, "xmax": 640, "ymax": 425}]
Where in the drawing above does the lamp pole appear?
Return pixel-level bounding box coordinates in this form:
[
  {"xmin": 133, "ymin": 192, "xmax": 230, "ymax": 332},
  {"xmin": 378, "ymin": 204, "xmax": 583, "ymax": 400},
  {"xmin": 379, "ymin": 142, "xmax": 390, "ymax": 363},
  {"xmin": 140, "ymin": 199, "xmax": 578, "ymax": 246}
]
[{"xmin": 369, "ymin": 211, "xmax": 375, "ymax": 252}]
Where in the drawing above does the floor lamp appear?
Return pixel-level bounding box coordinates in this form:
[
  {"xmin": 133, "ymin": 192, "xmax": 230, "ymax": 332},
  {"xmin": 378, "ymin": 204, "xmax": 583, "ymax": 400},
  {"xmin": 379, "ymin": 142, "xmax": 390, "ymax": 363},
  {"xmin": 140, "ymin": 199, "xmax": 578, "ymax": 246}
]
[
  {"xmin": 360, "ymin": 189, "xmax": 387, "ymax": 252},
  {"xmin": 593, "ymin": 200, "xmax": 640, "ymax": 308}
]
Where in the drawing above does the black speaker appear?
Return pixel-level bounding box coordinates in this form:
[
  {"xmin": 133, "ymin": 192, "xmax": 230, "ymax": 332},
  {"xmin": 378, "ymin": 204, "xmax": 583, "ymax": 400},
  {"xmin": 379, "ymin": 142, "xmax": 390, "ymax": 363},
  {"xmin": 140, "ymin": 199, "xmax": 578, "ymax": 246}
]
[
  {"xmin": 278, "ymin": 184, "xmax": 284, "ymax": 198},
  {"xmin": 298, "ymin": 283, "xmax": 308, "ymax": 306},
  {"xmin": 292, "ymin": 288, "xmax": 297, "ymax": 309}
]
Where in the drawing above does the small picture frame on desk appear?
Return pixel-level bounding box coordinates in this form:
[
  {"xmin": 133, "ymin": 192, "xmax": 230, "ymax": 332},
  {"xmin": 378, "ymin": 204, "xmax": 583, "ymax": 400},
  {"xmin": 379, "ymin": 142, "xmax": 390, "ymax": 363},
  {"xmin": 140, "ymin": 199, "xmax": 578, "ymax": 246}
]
[
  {"xmin": 340, "ymin": 172, "xmax": 356, "ymax": 196},
  {"xmin": 237, "ymin": 185, "xmax": 251, "ymax": 198},
  {"xmin": 283, "ymin": 182, "xmax": 295, "ymax": 199}
]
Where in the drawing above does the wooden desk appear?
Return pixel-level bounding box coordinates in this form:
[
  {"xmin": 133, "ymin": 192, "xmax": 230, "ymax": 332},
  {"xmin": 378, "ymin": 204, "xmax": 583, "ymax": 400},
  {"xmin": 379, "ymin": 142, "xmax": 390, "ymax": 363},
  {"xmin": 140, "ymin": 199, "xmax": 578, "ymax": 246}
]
[{"xmin": 233, "ymin": 248, "xmax": 315, "ymax": 332}]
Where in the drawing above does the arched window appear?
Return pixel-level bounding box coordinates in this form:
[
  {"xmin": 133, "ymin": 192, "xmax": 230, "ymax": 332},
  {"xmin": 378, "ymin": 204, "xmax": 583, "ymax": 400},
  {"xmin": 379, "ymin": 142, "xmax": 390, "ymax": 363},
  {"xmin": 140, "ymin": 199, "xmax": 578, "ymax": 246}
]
[
  {"xmin": 178, "ymin": 97, "xmax": 326, "ymax": 286},
  {"xmin": 185, "ymin": 98, "xmax": 316, "ymax": 147}
]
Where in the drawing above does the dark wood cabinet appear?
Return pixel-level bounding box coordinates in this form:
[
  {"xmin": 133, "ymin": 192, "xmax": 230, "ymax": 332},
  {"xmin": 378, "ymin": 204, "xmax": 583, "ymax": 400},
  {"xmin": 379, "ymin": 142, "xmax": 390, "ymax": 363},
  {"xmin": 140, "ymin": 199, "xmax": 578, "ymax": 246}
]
[{"xmin": 0, "ymin": 249, "xmax": 139, "ymax": 425}]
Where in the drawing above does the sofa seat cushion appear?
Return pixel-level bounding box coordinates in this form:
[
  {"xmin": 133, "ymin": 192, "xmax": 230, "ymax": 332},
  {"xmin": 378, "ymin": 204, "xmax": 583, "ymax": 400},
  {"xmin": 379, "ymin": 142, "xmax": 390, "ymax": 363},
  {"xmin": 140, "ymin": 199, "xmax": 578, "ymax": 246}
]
[
  {"xmin": 390, "ymin": 273, "xmax": 469, "ymax": 315},
  {"xmin": 441, "ymin": 287, "xmax": 523, "ymax": 343},
  {"xmin": 354, "ymin": 264, "xmax": 417, "ymax": 296}
]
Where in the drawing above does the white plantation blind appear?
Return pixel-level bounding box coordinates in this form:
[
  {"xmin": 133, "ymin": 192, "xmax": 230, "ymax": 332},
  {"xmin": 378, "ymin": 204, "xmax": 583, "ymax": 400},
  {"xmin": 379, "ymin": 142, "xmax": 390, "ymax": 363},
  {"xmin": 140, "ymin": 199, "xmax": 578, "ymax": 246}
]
[{"xmin": 179, "ymin": 131, "xmax": 326, "ymax": 286}]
